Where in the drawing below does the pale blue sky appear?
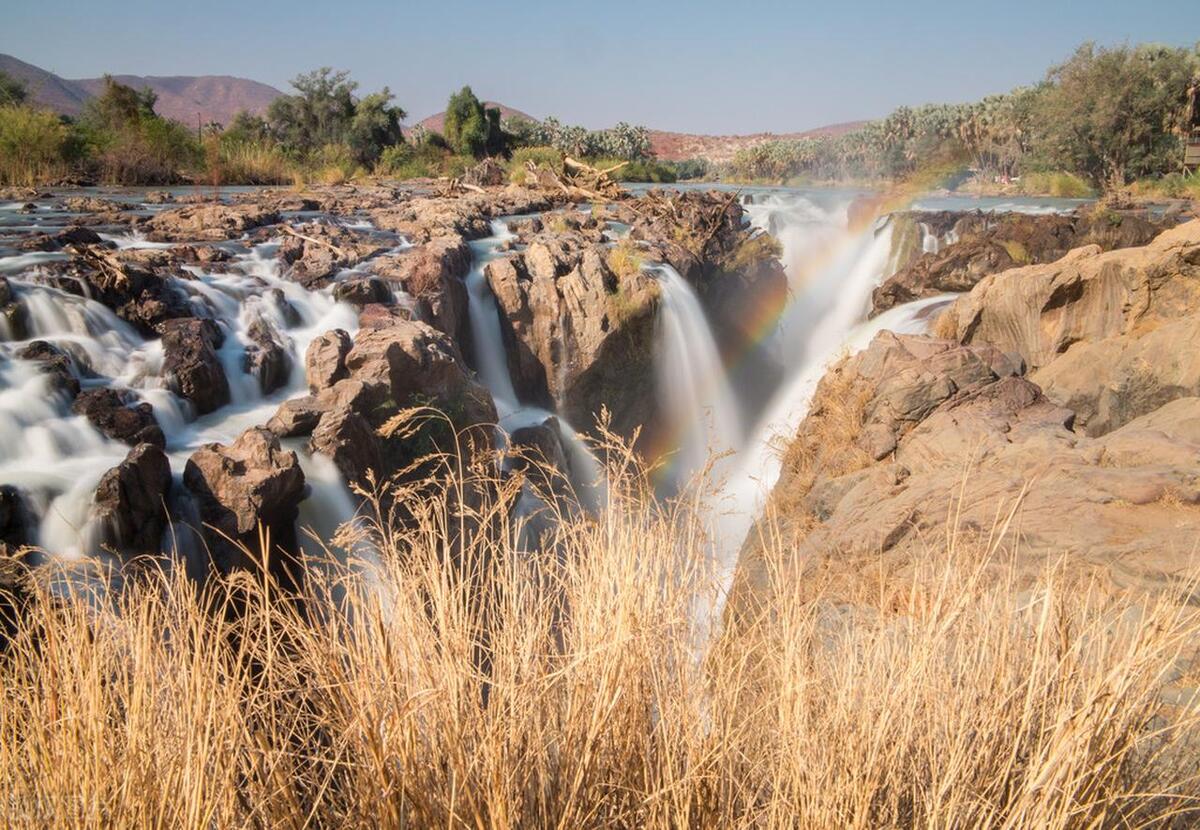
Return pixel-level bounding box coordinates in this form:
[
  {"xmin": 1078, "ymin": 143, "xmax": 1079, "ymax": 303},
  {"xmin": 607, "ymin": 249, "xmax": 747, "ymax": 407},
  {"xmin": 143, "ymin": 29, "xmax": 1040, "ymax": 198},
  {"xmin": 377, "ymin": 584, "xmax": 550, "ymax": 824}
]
[{"xmin": 3, "ymin": 1, "xmax": 1196, "ymax": 133}]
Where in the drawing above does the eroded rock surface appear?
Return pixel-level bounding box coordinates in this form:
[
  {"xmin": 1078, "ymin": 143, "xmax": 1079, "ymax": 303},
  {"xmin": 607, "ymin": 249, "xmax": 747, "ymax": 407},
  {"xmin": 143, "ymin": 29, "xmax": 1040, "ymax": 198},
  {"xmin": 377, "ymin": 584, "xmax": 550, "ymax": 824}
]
[
  {"xmin": 92, "ymin": 443, "xmax": 172, "ymax": 558},
  {"xmin": 941, "ymin": 219, "xmax": 1200, "ymax": 435},
  {"xmin": 735, "ymin": 330, "xmax": 1200, "ymax": 615}
]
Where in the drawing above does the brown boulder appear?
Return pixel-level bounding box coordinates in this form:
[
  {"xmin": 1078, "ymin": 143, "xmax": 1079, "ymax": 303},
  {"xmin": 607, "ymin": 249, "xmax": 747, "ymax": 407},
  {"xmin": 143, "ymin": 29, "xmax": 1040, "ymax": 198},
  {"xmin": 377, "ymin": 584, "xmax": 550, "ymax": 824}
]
[
  {"xmin": 183, "ymin": 427, "xmax": 306, "ymax": 588},
  {"xmin": 941, "ymin": 218, "xmax": 1200, "ymax": 435},
  {"xmin": 145, "ymin": 203, "xmax": 280, "ymax": 242},
  {"xmin": 92, "ymin": 443, "xmax": 172, "ymax": 557},
  {"xmin": 873, "ymin": 208, "xmax": 1166, "ymax": 315},
  {"xmin": 18, "ymin": 340, "xmax": 81, "ymax": 398},
  {"xmin": 243, "ymin": 318, "xmax": 292, "ymax": 395},
  {"xmin": 734, "ymin": 331, "xmax": 1200, "ymax": 615},
  {"xmin": 485, "ymin": 236, "xmax": 660, "ymax": 441},
  {"xmin": 277, "ymin": 221, "xmax": 389, "ymax": 288},
  {"xmin": 160, "ymin": 318, "xmax": 230, "ymax": 415},
  {"xmin": 305, "ymin": 329, "xmax": 352, "ymax": 392},
  {"xmin": 372, "ymin": 234, "xmax": 471, "ymax": 344},
  {"xmin": 309, "ymin": 406, "xmax": 383, "ymax": 487},
  {"xmin": 72, "ymin": 388, "xmax": 165, "ymax": 447}
]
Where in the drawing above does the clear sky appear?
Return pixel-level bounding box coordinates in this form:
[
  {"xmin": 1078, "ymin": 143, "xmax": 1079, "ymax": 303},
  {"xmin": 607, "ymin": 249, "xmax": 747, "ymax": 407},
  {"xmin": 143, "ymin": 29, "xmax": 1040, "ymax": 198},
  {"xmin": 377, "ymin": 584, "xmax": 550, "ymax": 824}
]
[{"xmin": 3, "ymin": 0, "xmax": 1197, "ymax": 133}]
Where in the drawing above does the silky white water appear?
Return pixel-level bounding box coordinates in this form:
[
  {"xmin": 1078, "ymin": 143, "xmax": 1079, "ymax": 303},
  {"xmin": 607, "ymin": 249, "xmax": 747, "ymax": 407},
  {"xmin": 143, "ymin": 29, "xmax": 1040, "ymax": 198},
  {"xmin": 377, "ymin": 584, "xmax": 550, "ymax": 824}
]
[
  {"xmin": 652, "ymin": 263, "xmax": 744, "ymax": 490},
  {"xmin": 0, "ymin": 217, "xmax": 364, "ymax": 561}
]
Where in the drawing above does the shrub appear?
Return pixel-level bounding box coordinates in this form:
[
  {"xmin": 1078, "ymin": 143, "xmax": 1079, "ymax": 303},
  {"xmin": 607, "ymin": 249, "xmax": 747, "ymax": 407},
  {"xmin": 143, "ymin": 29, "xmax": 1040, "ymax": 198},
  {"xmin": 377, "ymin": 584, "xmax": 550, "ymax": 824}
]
[
  {"xmin": 0, "ymin": 105, "xmax": 76, "ymax": 185},
  {"xmin": 1018, "ymin": 171, "xmax": 1094, "ymax": 198},
  {"xmin": 507, "ymin": 145, "xmax": 563, "ymax": 183},
  {"xmin": 206, "ymin": 138, "xmax": 293, "ymax": 185}
]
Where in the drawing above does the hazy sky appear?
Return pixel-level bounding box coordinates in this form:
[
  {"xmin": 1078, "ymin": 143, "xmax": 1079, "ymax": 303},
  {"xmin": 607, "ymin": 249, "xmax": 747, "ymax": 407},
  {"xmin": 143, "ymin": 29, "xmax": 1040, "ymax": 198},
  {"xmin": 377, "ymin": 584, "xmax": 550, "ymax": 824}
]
[{"xmin": 3, "ymin": 1, "xmax": 1196, "ymax": 133}]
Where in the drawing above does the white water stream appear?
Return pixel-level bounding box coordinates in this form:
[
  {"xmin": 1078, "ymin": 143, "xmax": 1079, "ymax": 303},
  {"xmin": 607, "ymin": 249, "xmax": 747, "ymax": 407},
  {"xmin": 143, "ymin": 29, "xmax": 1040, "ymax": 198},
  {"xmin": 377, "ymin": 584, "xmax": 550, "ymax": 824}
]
[{"xmin": 0, "ymin": 212, "xmax": 363, "ymax": 566}]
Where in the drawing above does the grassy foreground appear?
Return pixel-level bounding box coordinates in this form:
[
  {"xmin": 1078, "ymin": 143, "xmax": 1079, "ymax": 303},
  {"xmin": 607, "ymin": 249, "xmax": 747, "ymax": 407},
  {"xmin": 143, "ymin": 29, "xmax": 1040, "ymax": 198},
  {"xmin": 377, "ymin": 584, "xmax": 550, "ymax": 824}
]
[{"xmin": 2, "ymin": 441, "xmax": 1199, "ymax": 828}]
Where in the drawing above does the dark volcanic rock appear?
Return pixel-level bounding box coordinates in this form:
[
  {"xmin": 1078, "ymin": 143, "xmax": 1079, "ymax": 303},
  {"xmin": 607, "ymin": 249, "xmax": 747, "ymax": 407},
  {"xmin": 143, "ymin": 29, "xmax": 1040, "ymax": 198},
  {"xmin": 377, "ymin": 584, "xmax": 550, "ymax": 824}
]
[
  {"xmin": 183, "ymin": 427, "xmax": 307, "ymax": 589},
  {"xmin": 333, "ymin": 275, "xmax": 392, "ymax": 306},
  {"xmin": 92, "ymin": 443, "xmax": 172, "ymax": 557},
  {"xmin": 72, "ymin": 388, "xmax": 165, "ymax": 447},
  {"xmin": 160, "ymin": 318, "xmax": 230, "ymax": 415}
]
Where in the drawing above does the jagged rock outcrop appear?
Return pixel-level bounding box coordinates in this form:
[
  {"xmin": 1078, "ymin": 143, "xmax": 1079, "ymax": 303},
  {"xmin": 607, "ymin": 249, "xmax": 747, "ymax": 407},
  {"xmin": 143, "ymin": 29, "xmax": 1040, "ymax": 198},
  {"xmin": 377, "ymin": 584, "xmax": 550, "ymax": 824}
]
[
  {"xmin": 309, "ymin": 406, "xmax": 383, "ymax": 488},
  {"xmin": 243, "ymin": 317, "xmax": 292, "ymax": 395},
  {"xmin": 371, "ymin": 234, "xmax": 471, "ymax": 346},
  {"xmin": 145, "ymin": 203, "xmax": 280, "ymax": 242},
  {"xmin": 92, "ymin": 443, "xmax": 171, "ymax": 557},
  {"xmin": 873, "ymin": 208, "xmax": 1165, "ymax": 314},
  {"xmin": 277, "ymin": 221, "xmax": 389, "ymax": 288},
  {"xmin": 734, "ymin": 331, "xmax": 1200, "ymax": 615},
  {"xmin": 485, "ymin": 233, "xmax": 661, "ymax": 440},
  {"xmin": 63, "ymin": 244, "xmax": 194, "ymax": 336},
  {"xmin": 160, "ymin": 317, "xmax": 230, "ymax": 415},
  {"xmin": 305, "ymin": 329, "xmax": 352, "ymax": 392},
  {"xmin": 939, "ymin": 219, "xmax": 1200, "ymax": 436},
  {"xmin": 183, "ymin": 427, "xmax": 306, "ymax": 589},
  {"xmin": 72, "ymin": 388, "xmax": 165, "ymax": 447}
]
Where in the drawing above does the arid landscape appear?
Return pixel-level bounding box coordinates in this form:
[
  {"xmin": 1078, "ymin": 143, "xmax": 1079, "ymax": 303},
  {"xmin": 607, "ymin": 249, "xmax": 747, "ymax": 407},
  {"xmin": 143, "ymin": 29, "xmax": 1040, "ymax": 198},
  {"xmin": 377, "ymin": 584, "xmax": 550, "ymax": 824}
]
[{"xmin": 2, "ymin": 6, "xmax": 1200, "ymax": 828}]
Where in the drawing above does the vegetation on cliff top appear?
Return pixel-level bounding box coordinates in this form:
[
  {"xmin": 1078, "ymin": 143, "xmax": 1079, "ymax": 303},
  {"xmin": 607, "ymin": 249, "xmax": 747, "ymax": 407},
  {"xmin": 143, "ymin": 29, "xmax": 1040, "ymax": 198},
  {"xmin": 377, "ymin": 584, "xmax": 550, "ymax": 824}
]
[{"xmin": 728, "ymin": 41, "xmax": 1200, "ymax": 192}]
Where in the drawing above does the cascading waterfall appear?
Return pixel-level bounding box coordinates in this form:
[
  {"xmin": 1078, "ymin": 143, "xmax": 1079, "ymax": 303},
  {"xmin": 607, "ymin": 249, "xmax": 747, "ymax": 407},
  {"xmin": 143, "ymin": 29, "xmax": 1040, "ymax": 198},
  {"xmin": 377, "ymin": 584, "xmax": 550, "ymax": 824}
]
[
  {"xmin": 0, "ymin": 219, "xmax": 364, "ymax": 562},
  {"xmin": 462, "ymin": 218, "xmax": 606, "ymax": 512},
  {"xmin": 652, "ymin": 264, "xmax": 744, "ymax": 490}
]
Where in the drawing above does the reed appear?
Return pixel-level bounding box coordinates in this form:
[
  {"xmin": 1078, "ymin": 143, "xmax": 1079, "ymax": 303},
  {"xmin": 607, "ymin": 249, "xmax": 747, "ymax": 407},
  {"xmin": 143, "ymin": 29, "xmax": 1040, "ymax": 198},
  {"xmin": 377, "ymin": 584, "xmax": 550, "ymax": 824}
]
[{"xmin": 1, "ymin": 444, "xmax": 1198, "ymax": 828}]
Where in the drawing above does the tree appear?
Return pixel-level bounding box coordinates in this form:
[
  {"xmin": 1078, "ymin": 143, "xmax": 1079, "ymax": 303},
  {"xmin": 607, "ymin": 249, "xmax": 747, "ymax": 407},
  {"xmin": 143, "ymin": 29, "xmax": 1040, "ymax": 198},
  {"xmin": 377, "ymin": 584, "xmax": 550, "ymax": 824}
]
[
  {"xmin": 267, "ymin": 68, "xmax": 358, "ymax": 154},
  {"xmin": 0, "ymin": 71, "xmax": 27, "ymax": 106},
  {"xmin": 347, "ymin": 88, "xmax": 405, "ymax": 165},
  {"xmin": 443, "ymin": 86, "xmax": 505, "ymax": 158},
  {"xmin": 83, "ymin": 76, "xmax": 159, "ymax": 131},
  {"xmin": 1032, "ymin": 43, "xmax": 1200, "ymax": 186}
]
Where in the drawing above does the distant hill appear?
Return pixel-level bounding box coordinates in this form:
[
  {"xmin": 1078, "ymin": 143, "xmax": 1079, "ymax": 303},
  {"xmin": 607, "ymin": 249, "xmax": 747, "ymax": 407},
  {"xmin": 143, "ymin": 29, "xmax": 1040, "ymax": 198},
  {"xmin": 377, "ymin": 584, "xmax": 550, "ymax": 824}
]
[
  {"xmin": 648, "ymin": 121, "xmax": 870, "ymax": 163},
  {"xmin": 0, "ymin": 55, "xmax": 868, "ymax": 163},
  {"xmin": 415, "ymin": 102, "xmax": 538, "ymax": 134},
  {"xmin": 0, "ymin": 53, "xmax": 283, "ymax": 127}
]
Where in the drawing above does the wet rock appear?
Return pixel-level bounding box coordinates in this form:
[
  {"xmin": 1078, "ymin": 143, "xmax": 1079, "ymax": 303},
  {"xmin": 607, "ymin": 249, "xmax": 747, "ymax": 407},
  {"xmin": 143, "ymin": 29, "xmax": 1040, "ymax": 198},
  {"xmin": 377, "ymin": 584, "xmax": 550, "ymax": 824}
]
[
  {"xmin": 17, "ymin": 226, "xmax": 103, "ymax": 252},
  {"xmin": 145, "ymin": 203, "xmax": 280, "ymax": 242},
  {"xmin": 60, "ymin": 195, "xmax": 125, "ymax": 214},
  {"xmin": 17, "ymin": 340, "xmax": 80, "ymax": 398},
  {"xmin": 485, "ymin": 237, "xmax": 660, "ymax": 441},
  {"xmin": 305, "ymin": 329, "xmax": 352, "ymax": 392},
  {"xmin": 344, "ymin": 317, "xmax": 496, "ymax": 428},
  {"xmin": 144, "ymin": 191, "xmax": 174, "ymax": 205},
  {"xmin": 942, "ymin": 218, "xmax": 1200, "ymax": 435},
  {"xmin": 160, "ymin": 317, "xmax": 230, "ymax": 415},
  {"xmin": 873, "ymin": 208, "xmax": 1166, "ymax": 315},
  {"xmin": 183, "ymin": 427, "xmax": 307, "ymax": 589},
  {"xmin": 372, "ymin": 234, "xmax": 471, "ymax": 343},
  {"xmin": 92, "ymin": 443, "xmax": 172, "ymax": 557},
  {"xmin": 65, "ymin": 244, "xmax": 194, "ymax": 335},
  {"xmin": 0, "ymin": 485, "xmax": 34, "ymax": 555},
  {"xmin": 310, "ymin": 406, "xmax": 383, "ymax": 487},
  {"xmin": 243, "ymin": 318, "xmax": 292, "ymax": 395},
  {"xmin": 276, "ymin": 221, "xmax": 389, "ymax": 288},
  {"xmin": 72, "ymin": 388, "xmax": 165, "ymax": 447},
  {"xmin": 333, "ymin": 275, "xmax": 392, "ymax": 306},
  {"xmin": 509, "ymin": 416, "xmax": 573, "ymax": 498}
]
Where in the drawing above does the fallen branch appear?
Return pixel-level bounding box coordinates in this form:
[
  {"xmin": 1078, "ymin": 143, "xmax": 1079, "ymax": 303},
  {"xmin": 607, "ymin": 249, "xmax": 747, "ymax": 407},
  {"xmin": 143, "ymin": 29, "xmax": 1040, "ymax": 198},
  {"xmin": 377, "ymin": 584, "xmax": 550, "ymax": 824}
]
[{"xmin": 278, "ymin": 224, "xmax": 351, "ymax": 259}]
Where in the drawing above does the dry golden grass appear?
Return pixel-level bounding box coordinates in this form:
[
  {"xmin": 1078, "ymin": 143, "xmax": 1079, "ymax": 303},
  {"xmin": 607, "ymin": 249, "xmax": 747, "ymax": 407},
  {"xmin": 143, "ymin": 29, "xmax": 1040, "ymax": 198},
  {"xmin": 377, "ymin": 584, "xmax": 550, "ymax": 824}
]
[{"xmin": 2, "ymin": 441, "xmax": 1200, "ymax": 828}]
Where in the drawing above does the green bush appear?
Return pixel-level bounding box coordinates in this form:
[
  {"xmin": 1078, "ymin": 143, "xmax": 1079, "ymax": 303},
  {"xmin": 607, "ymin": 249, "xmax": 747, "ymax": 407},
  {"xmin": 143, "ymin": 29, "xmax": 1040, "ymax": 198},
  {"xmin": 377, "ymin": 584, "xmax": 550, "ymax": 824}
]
[
  {"xmin": 1018, "ymin": 171, "xmax": 1094, "ymax": 198},
  {"xmin": 0, "ymin": 105, "xmax": 77, "ymax": 185},
  {"xmin": 507, "ymin": 146, "xmax": 563, "ymax": 183}
]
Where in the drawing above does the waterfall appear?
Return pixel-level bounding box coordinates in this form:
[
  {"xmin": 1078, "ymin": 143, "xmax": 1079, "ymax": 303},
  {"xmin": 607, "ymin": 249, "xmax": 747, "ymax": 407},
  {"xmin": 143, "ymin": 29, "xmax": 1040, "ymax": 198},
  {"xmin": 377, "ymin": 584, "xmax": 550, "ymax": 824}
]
[
  {"xmin": 461, "ymin": 218, "xmax": 607, "ymax": 511},
  {"xmin": 652, "ymin": 264, "xmax": 743, "ymax": 490},
  {"xmin": 0, "ymin": 225, "xmax": 362, "ymax": 560},
  {"xmin": 919, "ymin": 221, "xmax": 939, "ymax": 254}
]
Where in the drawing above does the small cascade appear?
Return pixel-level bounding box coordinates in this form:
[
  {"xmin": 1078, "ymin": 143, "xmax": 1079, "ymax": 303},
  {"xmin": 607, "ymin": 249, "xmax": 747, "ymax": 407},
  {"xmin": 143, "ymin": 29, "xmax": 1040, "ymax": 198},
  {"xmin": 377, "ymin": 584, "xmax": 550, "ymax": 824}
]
[
  {"xmin": 919, "ymin": 221, "xmax": 939, "ymax": 254},
  {"xmin": 0, "ymin": 222, "xmax": 361, "ymax": 560},
  {"xmin": 652, "ymin": 264, "xmax": 744, "ymax": 490},
  {"xmin": 461, "ymin": 218, "xmax": 607, "ymax": 514}
]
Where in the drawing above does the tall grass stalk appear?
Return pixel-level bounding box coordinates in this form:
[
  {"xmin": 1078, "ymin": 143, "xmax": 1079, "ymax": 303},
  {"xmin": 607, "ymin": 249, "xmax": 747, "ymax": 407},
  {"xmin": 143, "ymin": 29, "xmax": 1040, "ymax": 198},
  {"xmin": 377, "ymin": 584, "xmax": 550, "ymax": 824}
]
[{"xmin": 1, "ymin": 443, "xmax": 1198, "ymax": 828}]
